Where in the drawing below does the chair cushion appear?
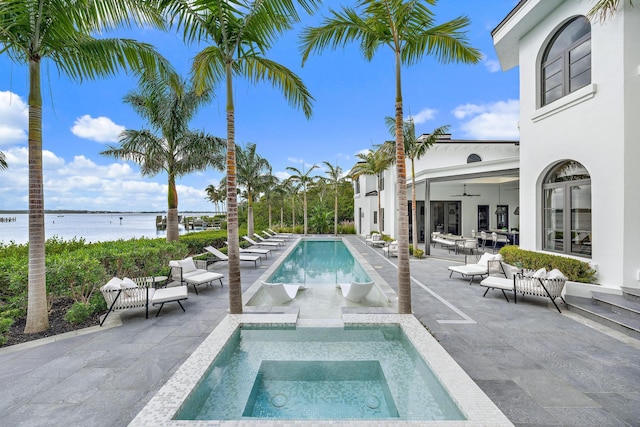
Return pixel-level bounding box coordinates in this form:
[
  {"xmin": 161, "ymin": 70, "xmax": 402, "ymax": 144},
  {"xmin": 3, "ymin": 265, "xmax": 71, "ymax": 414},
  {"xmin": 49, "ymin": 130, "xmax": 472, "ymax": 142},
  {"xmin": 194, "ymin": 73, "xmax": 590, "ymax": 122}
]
[
  {"xmin": 546, "ymin": 269, "xmax": 567, "ymax": 280},
  {"xmin": 101, "ymin": 277, "xmax": 122, "ymax": 291},
  {"xmin": 178, "ymin": 257, "xmax": 197, "ymax": 274},
  {"xmin": 152, "ymin": 286, "xmax": 188, "ymax": 304},
  {"xmin": 531, "ymin": 268, "xmax": 547, "ymax": 278},
  {"xmin": 121, "ymin": 277, "xmax": 139, "ymax": 297},
  {"xmin": 477, "ymin": 253, "xmax": 501, "ymax": 267}
]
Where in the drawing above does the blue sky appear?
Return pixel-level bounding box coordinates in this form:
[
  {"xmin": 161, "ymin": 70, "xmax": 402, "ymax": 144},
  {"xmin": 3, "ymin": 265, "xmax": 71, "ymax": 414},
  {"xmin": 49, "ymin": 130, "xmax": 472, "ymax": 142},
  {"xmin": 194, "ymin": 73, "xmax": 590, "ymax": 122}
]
[{"xmin": 0, "ymin": 0, "xmax": 520, "ymax": 212}]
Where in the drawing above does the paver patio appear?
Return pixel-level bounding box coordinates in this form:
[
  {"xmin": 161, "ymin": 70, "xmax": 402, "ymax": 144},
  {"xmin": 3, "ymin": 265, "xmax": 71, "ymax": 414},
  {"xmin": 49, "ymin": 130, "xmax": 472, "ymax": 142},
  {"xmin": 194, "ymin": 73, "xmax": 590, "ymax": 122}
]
[{"xmin": 0, "ymin": 235, "xmax": 638, "ymax": 426}]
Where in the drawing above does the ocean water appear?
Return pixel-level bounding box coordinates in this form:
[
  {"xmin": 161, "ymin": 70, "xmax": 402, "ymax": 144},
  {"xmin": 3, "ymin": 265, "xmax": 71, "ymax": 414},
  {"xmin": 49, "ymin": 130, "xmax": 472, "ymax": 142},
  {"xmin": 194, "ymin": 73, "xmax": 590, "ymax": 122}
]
[{"xmin": 0, "ymin": 212, "xmax": 216, "ymax": 245}]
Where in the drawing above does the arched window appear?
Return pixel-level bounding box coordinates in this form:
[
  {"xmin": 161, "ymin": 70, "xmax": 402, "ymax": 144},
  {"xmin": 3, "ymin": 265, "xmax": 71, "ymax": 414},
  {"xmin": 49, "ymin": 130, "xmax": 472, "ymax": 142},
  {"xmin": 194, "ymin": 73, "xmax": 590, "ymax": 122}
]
[
  {"xmin": 541, "ymin": 16, "xmax": 591, "ymax": 106},
  {"xmin": 542, "ymin": 161, "xmax": 591, "ymax": 257},
  {"xmin": 467, "ymin": 154, "xmax": 481, "ymax": 163}
]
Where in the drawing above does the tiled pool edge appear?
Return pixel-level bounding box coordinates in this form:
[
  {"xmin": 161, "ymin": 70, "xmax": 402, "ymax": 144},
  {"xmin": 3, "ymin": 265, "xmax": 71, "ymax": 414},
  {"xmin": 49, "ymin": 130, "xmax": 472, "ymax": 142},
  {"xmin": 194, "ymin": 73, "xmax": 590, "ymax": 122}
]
[{"xmin": 129, "ymin": 313, "xmax": 512, "ymax": 427}]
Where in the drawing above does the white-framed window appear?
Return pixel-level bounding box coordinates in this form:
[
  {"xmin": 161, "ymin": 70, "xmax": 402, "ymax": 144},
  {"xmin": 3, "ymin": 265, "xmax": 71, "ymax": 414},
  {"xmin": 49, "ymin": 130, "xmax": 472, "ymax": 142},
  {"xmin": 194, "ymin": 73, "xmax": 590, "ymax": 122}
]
[
  {"xmin": 541, "ymin": 16, "xmax": 591, "ymax": 106},
  {"xmin": 378, "ymin": 173, "xmax": 385, "ymax": 191},
  {"xmin": 542, "ymin": 160, "xmax": 591, "ymax": 257}
]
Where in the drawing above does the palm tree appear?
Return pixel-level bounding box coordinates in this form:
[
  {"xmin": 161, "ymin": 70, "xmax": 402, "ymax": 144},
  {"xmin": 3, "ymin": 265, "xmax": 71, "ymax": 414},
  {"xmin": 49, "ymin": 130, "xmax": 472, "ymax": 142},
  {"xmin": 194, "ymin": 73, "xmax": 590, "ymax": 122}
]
[
  {"xmin": 205, "ymin": 183, "xmax": 222, "ymax": 212},
  {"xmin": 381, "ymin": 117, "xmax": 449, "ymax": 252},
  {"xmin": 587, "ymin": 0, "xmax": 631, "ymax": 22},
  {"xmin": 0, "ymin": 152, "xmax": 7, "ymax": 170},
  {"xmin": 0, "ymin": 0, "xmax": 174, "ymax": 333},
  {"xmin": 301, "ymin": 0, "xmax": 481, "ymax": 314},
  {"xmin": 350, "ymin": 149, "xmax": 393, "ymax": 235},
  {"xmin": 262, "ymin": 174, "xmax": 280, "ymax": 229},
  {"xmin": 164, "ymin": 0, "xmax": 316, "ymax": 314},
  {"xmin": 234, "ymin": 143, "xmax": 272, "ymax": 238},
  {"xmin": 322, "ymin": 161, "xmax": 344, "ymax": 235},
  {"xmin": 286, "ymin": 164, "xmax": 319, "ymax": 235},
  {"xmin": 102, "ymin": 78, "xmax": 225, "ymax": 241}
]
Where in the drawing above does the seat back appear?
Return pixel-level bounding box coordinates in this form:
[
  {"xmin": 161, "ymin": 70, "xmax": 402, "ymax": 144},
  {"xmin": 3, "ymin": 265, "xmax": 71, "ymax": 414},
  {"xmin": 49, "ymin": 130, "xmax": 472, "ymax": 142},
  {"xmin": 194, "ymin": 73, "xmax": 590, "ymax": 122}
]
[
  {"xmin": 261, "ymin": 281, "xmax": 297, "ymax": 304},
  {"xmin": 205, "ymin": 246, "xmax": 228, "ymax": 261},
  {"xmin": 342, "ymin": 281, "xmax": 374, "ymax": 303}
]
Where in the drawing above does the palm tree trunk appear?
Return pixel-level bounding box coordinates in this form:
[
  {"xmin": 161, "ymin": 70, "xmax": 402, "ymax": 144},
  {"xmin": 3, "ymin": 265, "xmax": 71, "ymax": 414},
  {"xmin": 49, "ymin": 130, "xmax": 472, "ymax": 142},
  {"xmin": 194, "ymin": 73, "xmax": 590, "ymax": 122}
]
[
  {"xmin": 247, "ymin": 192, "xmax": 254, "ymax": 238},
  {"xmin": 225, "ymin": 65, "xmax": 242, "ymax": 314},
  {"xmin": 395, "ymin": 52, "xmax": 411, "ymax": 314},
  {"xmin": 166, "ymin": 173, "xmax": 179, "ymax": 242},
  {"xmin": 411, "ymin": 159, "xmax": 419, "ymax": 252},
  {"xmin": 24, "ymin": 58, "xmax": 49, "ymax": 334},
  {"xmin": 303, "ymin": 189, "xmax": 308, "ymax": 235},
  {"xmin": 334, "ymin": 192, "xmax": 338, "ymax": 235}
]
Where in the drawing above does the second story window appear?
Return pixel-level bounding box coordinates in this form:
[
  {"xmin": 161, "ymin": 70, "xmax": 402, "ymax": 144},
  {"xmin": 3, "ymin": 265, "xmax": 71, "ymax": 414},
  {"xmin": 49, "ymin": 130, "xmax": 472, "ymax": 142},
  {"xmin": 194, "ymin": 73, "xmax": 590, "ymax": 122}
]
[
  {"xmin": 541, "ymin": 16, "xmax": 591, "ymax": 106},
  {"xmin": 378, "ymin": 173, "xmax": 385, "ymax": 191}
]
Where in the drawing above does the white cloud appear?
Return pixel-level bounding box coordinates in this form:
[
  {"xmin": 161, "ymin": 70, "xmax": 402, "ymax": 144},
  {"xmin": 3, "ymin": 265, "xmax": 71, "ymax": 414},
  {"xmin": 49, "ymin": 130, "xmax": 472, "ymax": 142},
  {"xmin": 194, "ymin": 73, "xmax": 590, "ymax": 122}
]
[
  {"xmin": 274, "ymin": 171, "xmax": 290, "ymax": 181},
  {"xmin": 0, "ymin": 91, "xmax": 28, "ymax": 146},
  {"xmin": 71, "ymin": 115, "xmax": 125, "ymax": 143},
  {"xmin": 0, "ymin": 146, "xmax": 219, "ymax": 212},
  {"xmin": 453, "ymin": 99, "xmax": 520, "ymax": 140},
  {"xmin": 287, "ymin": 157, "xmax": 304, "ymax": 164},
  {"xmin": 484, "ymin": 58, "xmax": 502, "ymax": 73},
  {"xmin": 409, "ymin": 108, "xmax": 437, "ymax": 124}
]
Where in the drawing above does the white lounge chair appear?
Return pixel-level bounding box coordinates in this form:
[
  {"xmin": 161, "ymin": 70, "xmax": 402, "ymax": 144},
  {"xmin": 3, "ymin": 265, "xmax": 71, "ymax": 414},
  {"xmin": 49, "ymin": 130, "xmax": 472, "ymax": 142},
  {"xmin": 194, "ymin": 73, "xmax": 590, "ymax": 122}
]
[
  {"xmin": 337, "ymin": 280, "xmax": 375, "ymax": 303},
  {"xmin": 383, "ymin": 241, "xmax": 398, "ymax": 257},
  {"xmin": 225, "ymin": 241, "xmax": 271, "ymax": 258},
  {"xmin": 169, "ymin": 257, "xmax": 224, "ymax": 295},
  {"xmin": 204, "ymin": 246, "xmax": 261, "ymax": 268},
  {"xmin": 448, "ymin": 253, "xmax": 502, "ymax": 285},
  {"xmin": 267, "ymin": 228, "xmax": 292, "ymax": 238},
  {"xmin": 366, "ymin": 233, "xmax": 385, "ymax": 247},
  {"xmin": 99, "ymin": 277, "xmax": 188, "ymax": 326},
  {"xmin": 260, "ymin": 281, "xmax": 303, "ymax": 304},
  {"xmin": 254, "ymin": 233, "xmax": 285, "ymax": 245},
  {"xmin": 243, "ymin": 235, "xmax": 280, "ymax": 248}
]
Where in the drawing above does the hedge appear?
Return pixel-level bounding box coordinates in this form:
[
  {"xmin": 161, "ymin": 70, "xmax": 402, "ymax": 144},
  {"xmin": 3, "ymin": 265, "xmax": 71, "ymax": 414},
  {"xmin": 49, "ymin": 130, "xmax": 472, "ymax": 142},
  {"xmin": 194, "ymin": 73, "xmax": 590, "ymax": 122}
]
[{"xmin": 499, "ymin": 246, "xmax": 597, "ymax": 283}]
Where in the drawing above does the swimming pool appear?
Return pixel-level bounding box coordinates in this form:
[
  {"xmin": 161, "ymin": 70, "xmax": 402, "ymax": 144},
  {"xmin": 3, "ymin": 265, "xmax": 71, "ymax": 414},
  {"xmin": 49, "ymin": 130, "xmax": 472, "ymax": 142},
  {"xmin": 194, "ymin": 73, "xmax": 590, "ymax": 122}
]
[
  {"xmin": 267, "ymin": 239, "xmax": 371, "ymax": 286},
  {"xmin": 130, "ymin": 314, "xmax": 512, "ymax": 426},
  {"xmin": 175, "ymin": 325, "xmax": 464, "ymax": 421}
]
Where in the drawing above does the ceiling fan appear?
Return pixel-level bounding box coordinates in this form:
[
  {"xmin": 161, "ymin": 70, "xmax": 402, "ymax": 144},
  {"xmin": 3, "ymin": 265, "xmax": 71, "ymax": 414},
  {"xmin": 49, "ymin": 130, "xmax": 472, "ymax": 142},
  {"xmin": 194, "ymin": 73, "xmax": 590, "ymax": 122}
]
[{"xmin": 451, "ymin": 184, "xmax": 481, "ymax": 197}]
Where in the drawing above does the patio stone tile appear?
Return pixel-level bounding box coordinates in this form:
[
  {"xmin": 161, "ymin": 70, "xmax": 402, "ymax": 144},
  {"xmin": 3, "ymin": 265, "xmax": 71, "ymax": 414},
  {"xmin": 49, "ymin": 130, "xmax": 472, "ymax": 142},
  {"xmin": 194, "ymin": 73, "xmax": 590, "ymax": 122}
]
[
  {"xmin": 544, "ymin": 407, "xmax": 629, "ymax": 427},
  {"xmin": 506, "ymin": 368, "xmax": 599, "ymax": 408},
  {"xmin": 586, "ymin": 392, "xmax": 640, "ymax": 426}
]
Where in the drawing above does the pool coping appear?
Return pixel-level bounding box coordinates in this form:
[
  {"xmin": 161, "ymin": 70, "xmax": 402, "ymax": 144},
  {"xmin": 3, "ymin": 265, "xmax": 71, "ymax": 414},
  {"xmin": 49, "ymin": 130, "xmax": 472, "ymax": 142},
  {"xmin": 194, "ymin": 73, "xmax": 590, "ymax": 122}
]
[{"xmin": 129, "ymin": 312, "xmax": 512, "ymax": 426}]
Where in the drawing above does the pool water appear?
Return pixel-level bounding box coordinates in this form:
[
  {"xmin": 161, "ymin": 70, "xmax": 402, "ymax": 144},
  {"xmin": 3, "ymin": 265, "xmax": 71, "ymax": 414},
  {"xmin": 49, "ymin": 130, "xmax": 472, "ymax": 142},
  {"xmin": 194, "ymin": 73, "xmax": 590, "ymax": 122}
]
[
  {"xmin": 267, "ymin": 239, "xmax": 371, "ymax": 286},
  {"xmin": 175, "ymin": 325, "xmax": 465, "ymax": 421}
]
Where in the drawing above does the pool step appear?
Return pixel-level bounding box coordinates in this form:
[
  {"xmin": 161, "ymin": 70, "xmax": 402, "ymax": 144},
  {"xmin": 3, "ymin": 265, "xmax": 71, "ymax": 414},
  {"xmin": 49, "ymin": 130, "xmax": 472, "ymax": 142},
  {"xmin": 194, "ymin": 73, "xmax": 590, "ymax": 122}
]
[{"xmin": 566, "ymin": 288, "xmax": 640, "ymax": 340}]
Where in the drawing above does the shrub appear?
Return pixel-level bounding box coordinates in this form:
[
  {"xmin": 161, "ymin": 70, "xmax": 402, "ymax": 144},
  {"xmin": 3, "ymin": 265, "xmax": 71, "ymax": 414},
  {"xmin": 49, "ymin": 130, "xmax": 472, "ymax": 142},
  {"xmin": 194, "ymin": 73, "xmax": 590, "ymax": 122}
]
[
  {"xmin": 499, "ymin": 246, "xmax": 597, "ymax": 283},
  {"xmin": 64, "ymin": 301, "xmax": 93, "ymax": 324}
]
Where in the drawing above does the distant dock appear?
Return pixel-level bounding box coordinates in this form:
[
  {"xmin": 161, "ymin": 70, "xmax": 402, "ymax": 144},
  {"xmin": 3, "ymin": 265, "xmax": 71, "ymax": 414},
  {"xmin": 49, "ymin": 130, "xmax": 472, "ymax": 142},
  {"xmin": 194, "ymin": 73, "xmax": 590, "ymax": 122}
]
[{"xmin": 0, "ymin": 217, "xmax": 17, "ymax": 223}]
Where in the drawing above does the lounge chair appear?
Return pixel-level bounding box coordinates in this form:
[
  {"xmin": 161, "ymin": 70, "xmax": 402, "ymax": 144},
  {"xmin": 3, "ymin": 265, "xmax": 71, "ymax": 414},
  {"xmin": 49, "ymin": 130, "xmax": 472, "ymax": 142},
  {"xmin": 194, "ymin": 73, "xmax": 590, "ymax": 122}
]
[
  {"xmin": 225, "ymin": 241, "xmax": 271, "ymax": 258},
  {"xmin": 337, "ymin": 280, "xmax": 375, "ymax": 303},
  {"xmin": 480, "ymin": 264, "xmax": 567, "ymax": 313},
  {"xmin": 99, "ymin": 277, "xmax": 188, "ymax": 326},
  {"xmin": 253, "ymin": 233, "xmax": 285, "ymax": 245},
  {"xmin": 243, "ymin": 235, "xmax": 280, "ymax": 248},
  {"xmin": 267, "ymin": 228, "xmax": 292, "ymax": 238},
  {"xmin": 383, "ymin": 241, "xmax": 398, "ymax": 257},
  {"xmin": 366, "ymin": 233, "xmax": 385, "ymax": 247},
  {"xmin": 260, "ymin": 281, "xmax": 303, "ymax": 304},
  {"xmin": 169, "ymin": 257, "xmax": 224, "ymax": 295},
  {"xmin": 448, "ymin": 253, "xmax": 502, "ymax": 285},
  {"xmin": 204, "ymin": 246, "xmax": 261, "ymax": 268}
]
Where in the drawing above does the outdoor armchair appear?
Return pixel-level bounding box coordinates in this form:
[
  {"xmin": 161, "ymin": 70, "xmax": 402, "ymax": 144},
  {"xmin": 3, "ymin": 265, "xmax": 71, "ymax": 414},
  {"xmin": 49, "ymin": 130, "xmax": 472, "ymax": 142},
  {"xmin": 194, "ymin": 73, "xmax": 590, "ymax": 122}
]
[{"xmin": 169, "ymin": 257, "xmax": 224, "ymax": 295}]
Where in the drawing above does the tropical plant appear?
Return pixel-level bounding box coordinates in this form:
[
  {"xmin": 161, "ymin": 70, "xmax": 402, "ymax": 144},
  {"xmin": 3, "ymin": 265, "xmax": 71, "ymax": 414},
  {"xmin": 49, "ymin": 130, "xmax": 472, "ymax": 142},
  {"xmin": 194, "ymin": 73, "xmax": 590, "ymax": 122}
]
[
  {"xmin": 350, "ymin": 149, "xmax": 393, "ymax": 234},
  {"xmin": 309, "ymin": 205, "xmax": 333, "ymax": 234},
  {"xmin": 233, "ymin": 143, "xmax": 272, "ymax": 238},
  {"xmin": 164, "ymin": 0, "xmax": 317, "ymax": 314},
  {"xmin": 301, "ymin": 0, "xmax": 481, "ymax": 314},
  {"xmin": 205, "ymin": 183, "xmax": 225, "ymax": 213},
  {"xmin": 0, "ymin": 0, "xmax": 175, "ymax": 333},
  {"xmin": 102, "ymin": 77, "xmax": 225, "ymax": 241},
  {"xmin": 380, "ymin": 117, "xmax": 449, "ymax": 252},
  {"xmin": 587, "ymin": 0, "xmax": 632, "ymax": 22},
  {"xmin": 322, "ymin": 161, "xmax": 344, "ymax": 235},
  {"xmin": 261, "ymin": 174, "xmax": 280, "ymax": 229},
  {"xmin": 286, "ymin": 164, "xmax": 319, "ymax": 235}
]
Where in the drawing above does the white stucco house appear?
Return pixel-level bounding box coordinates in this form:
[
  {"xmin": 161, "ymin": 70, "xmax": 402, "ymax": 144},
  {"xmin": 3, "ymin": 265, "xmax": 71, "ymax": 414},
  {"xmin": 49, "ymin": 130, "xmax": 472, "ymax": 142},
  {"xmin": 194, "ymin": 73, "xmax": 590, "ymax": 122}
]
[{"xmin": 353, "ymin": 0, "xmax": 640, "ymax": 292}]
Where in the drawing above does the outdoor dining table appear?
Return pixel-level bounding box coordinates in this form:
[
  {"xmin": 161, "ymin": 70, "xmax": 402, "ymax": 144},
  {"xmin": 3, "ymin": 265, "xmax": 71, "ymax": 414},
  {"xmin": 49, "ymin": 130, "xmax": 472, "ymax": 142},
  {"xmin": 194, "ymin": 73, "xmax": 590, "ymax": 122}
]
[{"xmin": 490, "ymin": 229, "xmax": 519, "ymax": 245}]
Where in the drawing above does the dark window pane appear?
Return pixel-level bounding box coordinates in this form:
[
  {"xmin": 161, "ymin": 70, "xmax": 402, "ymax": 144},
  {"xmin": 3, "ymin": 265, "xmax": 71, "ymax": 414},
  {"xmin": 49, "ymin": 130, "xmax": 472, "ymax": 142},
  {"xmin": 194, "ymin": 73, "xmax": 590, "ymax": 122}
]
[
  {"xmin": 570, "ymin": 54, "xmax": 591, "ymax": 77},
  {"xmin": 570, "ymin": 39, "xmax": 591, "ymax": 63},
  {"xmin": 570, "ymin": 71, "xmax": 591, "ymax": 91},
  {"xmin": 545, "ymin": 17, "xmax": 591, "ymax": 60},
  {"xmin": 545, "ymin": 86, "xmax": 564, "ymax": 104}
]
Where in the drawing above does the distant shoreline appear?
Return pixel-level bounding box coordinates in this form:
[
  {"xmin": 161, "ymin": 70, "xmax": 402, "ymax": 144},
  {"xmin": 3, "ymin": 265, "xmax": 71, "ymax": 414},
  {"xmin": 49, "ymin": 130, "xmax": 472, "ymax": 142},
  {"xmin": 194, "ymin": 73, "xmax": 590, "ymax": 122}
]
[{"xmin": 0, "ymin": 210, "xmax": 217, "ymax": 214}]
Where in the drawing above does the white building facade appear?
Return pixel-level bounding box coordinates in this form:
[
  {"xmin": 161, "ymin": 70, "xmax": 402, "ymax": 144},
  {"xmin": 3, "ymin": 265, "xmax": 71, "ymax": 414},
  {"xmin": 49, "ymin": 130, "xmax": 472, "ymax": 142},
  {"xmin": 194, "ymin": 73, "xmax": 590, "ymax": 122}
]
[
  {"xmin": 493, "ymin": 0, "xmax": 640, "ymax": 290},
  {"xmin": 353, "ymin": 0, "xmax": 640, "ymax": 292}
]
